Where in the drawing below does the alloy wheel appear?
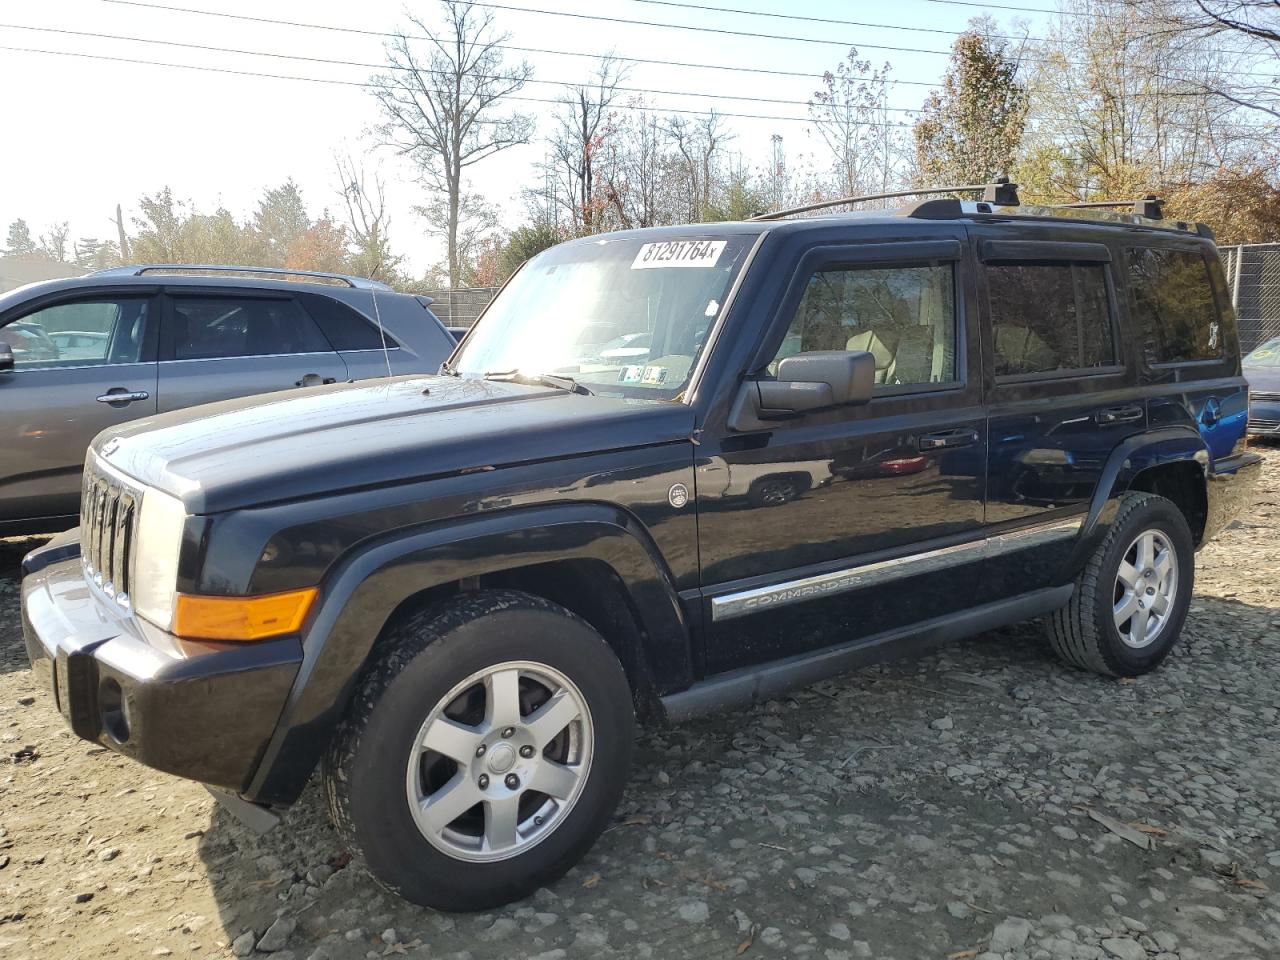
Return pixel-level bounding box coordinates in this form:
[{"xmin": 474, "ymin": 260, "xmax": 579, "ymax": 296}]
[
  {"xmin": 405, "ymin": 660, "xmax": 593, "ymax": 862},
  {"xmin": 1113, "ymin": 528, "xmax": 1179, "ymax": 649}
]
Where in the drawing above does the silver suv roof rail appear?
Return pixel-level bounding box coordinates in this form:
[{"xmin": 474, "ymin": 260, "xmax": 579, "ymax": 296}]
[
  {"xmin": 751, "ymin": 179, "xmax": 1020, "ymax": 221},
  {"xmin": 92, "ymin": 264, "xmax": 395, "ymax": 291}
]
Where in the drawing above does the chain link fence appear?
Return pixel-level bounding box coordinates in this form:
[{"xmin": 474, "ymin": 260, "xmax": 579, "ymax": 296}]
[
  {"xmin": 422, "ymin": 286, "xmax": 500, "ymax": 329},
  {"xmin": 1222, "ymin": 243, "xmax": 1280, "ymax": 355}
]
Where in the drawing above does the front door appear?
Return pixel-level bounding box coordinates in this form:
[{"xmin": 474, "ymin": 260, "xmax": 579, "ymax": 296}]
[
  {"xmin": 0, "ymin": 294, "xmax": 157, "ymax": 526},
  {"xmin": 696, "ymin": 237, "xmax": 987, "ymax": 675},
  {"xmin": 156, "ymin": 289, "xmax": 349, "ymax": 412}
]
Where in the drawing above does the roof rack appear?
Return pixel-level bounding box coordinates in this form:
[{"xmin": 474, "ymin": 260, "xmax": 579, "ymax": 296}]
[
  {"xmin": 751, "ymin": 178, "xmax": 1020, "ymax": 221},
  {"xmin": 91, "ymin": 264, "xmax": 395, "ymax": 291},
  {"xmin": 1058, "ymin": 195, "xmax": 1164, "ymax": 220}
]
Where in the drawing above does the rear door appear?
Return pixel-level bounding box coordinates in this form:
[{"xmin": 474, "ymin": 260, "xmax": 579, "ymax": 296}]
[
  {"xmin": 973, "ymin": 231, "xmax": 1143, "ymax": 602},
  {"xmin": 156, "ymin": 288, "xmax": 349, "ymax": 412},
  {"xmin": 0, "ymin": 293, "xmax": 157, "ymax": 526}
]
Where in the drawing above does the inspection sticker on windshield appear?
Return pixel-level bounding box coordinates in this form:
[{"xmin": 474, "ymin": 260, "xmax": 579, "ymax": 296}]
[{"xmin": 631, "ymin": 240, "xmax": 727, "ymax": 270}]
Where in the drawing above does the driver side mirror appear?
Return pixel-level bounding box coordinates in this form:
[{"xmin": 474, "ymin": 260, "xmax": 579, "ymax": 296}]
[
  {"xmin": 0, "ymin": 341, "xmax": 13, "ymax": 373},
  {"xmin": 728, "ymin": 350, "xmax": 875, "ymax": 432}
]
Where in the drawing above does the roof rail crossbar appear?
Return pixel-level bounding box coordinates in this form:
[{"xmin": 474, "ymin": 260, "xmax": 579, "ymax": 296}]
[
  {"xmin": 750, "ymin": 179, "xmax": 1019, "ymax": 221},
  {"xmin": 92, "ymin": 264, "xmax": 394, "ymax": 290},
  {"xmin": 1059, "ymin": 195, "xmax": 1164, "ymax": 220}
]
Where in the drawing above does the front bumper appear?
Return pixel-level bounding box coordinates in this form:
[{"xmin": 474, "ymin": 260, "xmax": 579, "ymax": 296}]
[
  {"xmin": 21, "ymin": 533, "xmax": 303, "ymax": 793},
  {"xmin": 1248, "ymin": 397, "xmax": 1280, "ymax": 435},
  {"xmin": 1202, "ymin": 450, "xmax": 1265, "ymax": 544}
]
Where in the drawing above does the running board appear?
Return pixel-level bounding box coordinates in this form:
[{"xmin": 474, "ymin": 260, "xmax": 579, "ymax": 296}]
[{"xmin": 660, "ymin": 585, "xmax": 1073, "ymax": 722}]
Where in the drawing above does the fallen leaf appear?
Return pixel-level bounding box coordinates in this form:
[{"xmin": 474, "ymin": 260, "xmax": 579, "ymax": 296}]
[
  {"xmin": 1126, "ymin": 822, "xmax": 1167, "ymax": 836},
  {"xmin": 947, "ymin": 950, "xmax": 980, "ymax": 960},
  {"xmin": 737, "ymin": 925, "xmax": 757, "ymax": 955},
  {"xmin": 1236, "ymin": 877, "xmax": 1267, "ymax": 890},
  {"xmin": 582, "ymin": 873, "xmax": 601, "ymax": 888}
]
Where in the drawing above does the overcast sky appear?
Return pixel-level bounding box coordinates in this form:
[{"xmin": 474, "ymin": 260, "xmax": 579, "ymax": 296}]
[{"xmin": 0, "ymin": 0, "xmax": 1052, "ymax": 272}]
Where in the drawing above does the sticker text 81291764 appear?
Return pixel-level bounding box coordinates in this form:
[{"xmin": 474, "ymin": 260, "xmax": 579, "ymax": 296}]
[{"xmin": 631, "ymin": 240, "xmax": 727, "ymax": 270}]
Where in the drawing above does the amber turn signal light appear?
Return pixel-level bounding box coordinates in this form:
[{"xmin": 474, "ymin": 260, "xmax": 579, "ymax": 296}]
[{"xmin": 173, "ymin": 587, "xmax": 318, "ymax": 642}]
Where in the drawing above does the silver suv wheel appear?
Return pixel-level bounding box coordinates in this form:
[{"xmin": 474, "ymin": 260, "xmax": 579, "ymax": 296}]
[
  {"xmin": 1113, "ymin": 528, "xmax": 1179, "ymax": 649},
  {"xmin": 405, "ymin": 660, "xmax": 594, "ymax": 862}
]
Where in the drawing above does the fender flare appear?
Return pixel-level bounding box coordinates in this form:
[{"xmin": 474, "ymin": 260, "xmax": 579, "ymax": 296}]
[
  {"xmin": 1061, "ymin": 426, "xmax": 1210, "ymax": 575},
  {"xmin": 243, "ymin": 502, "xmax": 689, "ymax": 805}
]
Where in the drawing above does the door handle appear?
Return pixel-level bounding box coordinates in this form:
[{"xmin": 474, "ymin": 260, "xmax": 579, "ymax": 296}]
[
  {"xmin": 295, "ymin": 374, "xmax": 338, "ymax": 387},
  {"xmin": 96, "ymin": 389, "xmax": 150, "ymax": 404},
  {"xmin": 917, "ymin": 428, "xmax": 978, "ymax": 451},
  {"xmin": 1095, "ymin": 405, "xmax": 1144, "ymax": 425}
]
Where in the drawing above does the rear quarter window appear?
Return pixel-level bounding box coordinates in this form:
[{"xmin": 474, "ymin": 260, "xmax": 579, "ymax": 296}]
[
  {"xmin": 300, "ymin": 293, "xmax": 397, "ymax": 351},
  {"xmin": 1126, "ymin": 247, "xmax": 1221, "ymax": 364}
]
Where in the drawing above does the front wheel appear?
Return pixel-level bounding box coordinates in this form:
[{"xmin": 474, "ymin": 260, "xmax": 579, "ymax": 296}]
[
  {"xmin": 324, "ymin": 590, "xmax": 635, "ymax": 910},
  {"xmin": 1046, "ymin": 492, "xmax": 1195, "ymax": 677}
]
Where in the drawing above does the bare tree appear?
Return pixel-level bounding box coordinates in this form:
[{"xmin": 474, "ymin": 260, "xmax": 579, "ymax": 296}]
[
  {"xmin": 39, "ymin": 222, "xmax": 71, "ymax": 262},
  {"xmin": 1026, "ymin": 0, "xmax": 1259, "ymax": 198},
  {"xmin": 1125, "ymin": 0, "xmax": 1280, "ymax": 120},
  {"xmin": 542, "ymin": 56, "xmax": 628, "ymax": 235},
  {"xmin": 809, "ymin": 50, "xmax": 907, "ymax": 201},
  {"xmin": 371, "ymin": 1, "xmax": 533, "ymax": 286},
  {"xmin": 334, "ymin": 151, "xmax": 401, "ymax": 279},
  {"xmin": 667, "ymin": 112, "xmax": 732, "ymax": 222}
]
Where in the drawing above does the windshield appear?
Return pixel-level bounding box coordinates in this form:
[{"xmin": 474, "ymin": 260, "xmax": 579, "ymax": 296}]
[
  {"xmin": 454, "ymin": 234, "xmax": 758, "ymax": 398},
  {"xmin": 1244, "ymin": 337, "xmax": 1280, "ymax": 368}
]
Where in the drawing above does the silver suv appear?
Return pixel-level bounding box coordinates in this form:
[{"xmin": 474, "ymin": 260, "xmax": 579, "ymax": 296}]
[{"xmin": 0, "ymin": 265, "xmax": 454, "ymax": 534}]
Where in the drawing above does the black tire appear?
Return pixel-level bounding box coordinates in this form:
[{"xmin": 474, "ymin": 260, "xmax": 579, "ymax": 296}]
[
  {"xmin": 1046, "ymin": 492, "xmax": 1195, "ymax": 677},
  {"xmin": 324, "ymin": 589, "xmax": 634, "ymax": 911}
]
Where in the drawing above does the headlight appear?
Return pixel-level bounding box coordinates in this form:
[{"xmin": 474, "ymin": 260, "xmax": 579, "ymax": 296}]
[{"xmin": 130, "ymin": 488, "xmax": 186, "ymax": 631}]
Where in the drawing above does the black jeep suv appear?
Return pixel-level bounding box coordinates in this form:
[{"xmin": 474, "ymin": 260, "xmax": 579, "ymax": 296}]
[{"xmin": 21, "ymin": 186, "xmax": 1261, "ymax": 911}]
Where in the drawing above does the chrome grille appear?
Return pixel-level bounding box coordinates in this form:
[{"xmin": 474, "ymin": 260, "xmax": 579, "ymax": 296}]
[
  {"xmin": 1252, "ymin": 391, "xmax": 1280, "ymax": 403},
  {"xmin": 81, "ymin": 459, "xmax": 138, "ymax": 607}
]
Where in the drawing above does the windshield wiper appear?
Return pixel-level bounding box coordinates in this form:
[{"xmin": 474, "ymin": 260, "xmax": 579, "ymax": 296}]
[{"xmin": 482, "ymin": 369, "xmax": 594, "ymax": 396}]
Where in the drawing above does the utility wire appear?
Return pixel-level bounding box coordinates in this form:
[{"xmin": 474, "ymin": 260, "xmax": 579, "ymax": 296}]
[
  {"xmin": 0, "ymin": 44, "xmax": 925, "ymax": 127},
  {"xmin": 101, "ymin": 0, "xmax": 1280, "ymax": 81},
  {"xmin": 621, "ymin": 0, "xmax": 1050, "ymax": 43},
  {"xmin": 0, "ymin": 22, "xmax": 932, "ymax": 112}
]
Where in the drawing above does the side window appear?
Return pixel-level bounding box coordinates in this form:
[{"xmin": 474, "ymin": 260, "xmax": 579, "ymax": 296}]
[
  {"xmin": 769, "ymin": 262, "xmax": 958, "ymax": 388},
  {"xmin": 299, "ymin": 293, "xmax": 397, "ymax": 350},
  {"xmin": 168, "ymin": 297, "xmax": 330, "ymax": 360},
  {"xmin": 1126, "ymin": 247, "xmax": 1221, "ymax": 363},
  {"xmin": 2, "ymin": 299, "xmax": 148, "ymax": 368},
  {"xmin": 986, "ymin": 262, "xmax": 1115, "ymax": 377}
]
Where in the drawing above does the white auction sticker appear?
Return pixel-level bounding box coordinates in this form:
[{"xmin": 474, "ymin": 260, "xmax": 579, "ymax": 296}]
[{"xmin": 631, "ymin": 239, "xmax": 727, "ymax": 269}]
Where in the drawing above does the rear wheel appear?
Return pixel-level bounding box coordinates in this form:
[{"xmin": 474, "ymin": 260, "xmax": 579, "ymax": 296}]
[
  {"xmin": 1046, "ymin": 493, "xmax": 1195, "ymax": 677},
  {"xmin": 324, "ymin": 590, "xmax": 634, "ymax": 910}
]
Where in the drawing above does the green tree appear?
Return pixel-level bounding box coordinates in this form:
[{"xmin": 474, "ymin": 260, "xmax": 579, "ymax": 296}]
[
  {"xmin": 913, "ymin": 25, "xmax": 1029, "ymax": 186},
  {"xmin": 4, "ymin": 219, "xmax": 37, "ymax": 256},
  {"xmin": 495, "ymin": 222, "xmax": 561, "ymax": 281},
  {"xmin": 254, "ymin": 180, "xmax": 310, "ymax": 265}
]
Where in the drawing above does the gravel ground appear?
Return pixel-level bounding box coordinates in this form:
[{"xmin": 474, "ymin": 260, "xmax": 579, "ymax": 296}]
[{"xmin": 1, "ymin": 445, "xmax": 1278, "ymax": 960}]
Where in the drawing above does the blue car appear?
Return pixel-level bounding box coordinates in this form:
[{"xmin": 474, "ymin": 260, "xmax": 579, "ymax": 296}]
[{"xmin": 1245, "ymin": 336, "xmax": 1280, "ymax": 436}]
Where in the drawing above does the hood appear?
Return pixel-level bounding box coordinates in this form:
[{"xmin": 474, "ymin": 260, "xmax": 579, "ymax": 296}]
[
  {"xmin": 1244, "ymin": 364, "xmax": 1280, "ymax": 394},
  {"xmin": 94, "ymin": 375, "xmax": 696, "ymax": 513}
]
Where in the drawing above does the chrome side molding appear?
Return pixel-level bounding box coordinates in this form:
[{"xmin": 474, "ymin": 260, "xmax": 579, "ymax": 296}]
[{"xmin": 709, "ymin": 516, "xmax": 1081, "ymax": 622}]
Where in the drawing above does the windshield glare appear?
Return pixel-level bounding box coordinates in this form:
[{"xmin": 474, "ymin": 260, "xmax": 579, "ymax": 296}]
[
  {"xmin": 1245, "ymin": 337, "xmax": 1280, "ymax": 368},
  {"xmin": 455, "ymin": 234, "xmax": 756, "ymax": 397}
]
